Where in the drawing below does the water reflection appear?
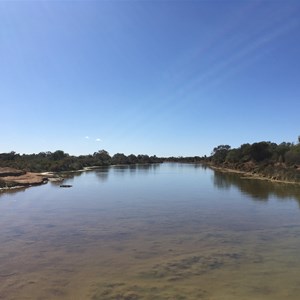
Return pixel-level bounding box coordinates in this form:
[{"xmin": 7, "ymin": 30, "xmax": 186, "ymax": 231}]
[
  {"xmin": 111, "ymin": 163, "xmax": 160, "ymax": 176},
  {"xmin": 95, "ymin": 167, "xmax": 110, "ymax": 182},
  {"xmin": 0, "ymin": 186, "xmax": 27, "ymax": 197},
  {"xmin": 0, "ymin": 164, "xmax": 162, "ymax": 198},
  {"xmin": 213, "ymin": 170, "xmax": 300, "ymax": 205}
]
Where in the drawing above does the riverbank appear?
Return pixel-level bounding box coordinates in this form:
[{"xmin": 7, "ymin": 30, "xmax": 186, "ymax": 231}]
[
  {"xmin": 0, "ymin": 164, "xmax": 155, "ymax": 192},
  {"xmin": 206, "ymin": 162, "xmax": 300, "ymax": 185},
  {"xmin": 0, "ymin": 168, "xmax": 49, "ymax": 192}
]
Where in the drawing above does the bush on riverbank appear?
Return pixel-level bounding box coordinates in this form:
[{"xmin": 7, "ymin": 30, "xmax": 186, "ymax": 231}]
[{"xmin": 207, "ymin": 138, "xmax": 300, "ymax": 183}]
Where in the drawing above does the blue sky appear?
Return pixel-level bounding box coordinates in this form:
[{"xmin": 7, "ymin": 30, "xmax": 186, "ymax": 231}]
[{"xmin": 1, "ymin": 1, "xmax": 300, "ymax": 157}]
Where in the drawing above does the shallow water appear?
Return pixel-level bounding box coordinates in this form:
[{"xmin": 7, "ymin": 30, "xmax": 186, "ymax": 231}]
[{"xmin": 0, "ymin": 163, "xmax": 300, "ymax": 299}]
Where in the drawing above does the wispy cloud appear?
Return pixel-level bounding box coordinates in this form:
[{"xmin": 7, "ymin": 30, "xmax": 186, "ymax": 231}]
[
  {"xmin": 85, "ymin": 136, "xmax": 89, "ymax": 139},
  {"xmin": 95, "ymin": 138, "xmax": 102, "ymax": 142}
]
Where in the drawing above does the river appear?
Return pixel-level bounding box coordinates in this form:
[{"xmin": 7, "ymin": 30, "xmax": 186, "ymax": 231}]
[{"xmin": 0, "ymin": 163, "xmax": 300, "ymax": 299}]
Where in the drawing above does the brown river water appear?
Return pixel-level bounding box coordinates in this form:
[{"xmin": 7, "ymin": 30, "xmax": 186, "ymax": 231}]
[{"xmin": 0, "ymin": 163, "xmax": 300, "ymax": 300}]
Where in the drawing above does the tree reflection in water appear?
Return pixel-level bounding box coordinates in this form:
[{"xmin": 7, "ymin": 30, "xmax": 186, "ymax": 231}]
[{"xmin": 213, "ymin": 170, "xmax": 300, "ymax": 206}]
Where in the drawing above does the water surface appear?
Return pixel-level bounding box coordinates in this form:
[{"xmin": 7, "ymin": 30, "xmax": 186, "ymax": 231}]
[{"xmin": 1, "ymin": 163, "xmax": 300, "ymax": 299}]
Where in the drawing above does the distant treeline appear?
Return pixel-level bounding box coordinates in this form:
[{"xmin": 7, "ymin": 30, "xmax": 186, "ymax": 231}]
[
  {"xmin": 0, "ymin": 148, "xmax": 207, "ymax": 173},
  {"xmin": 1, "ymin": 138, "xmax": 300, "ymax": 179},
  {"xmin": 0, "ymin": 150, "xmax": 163, "ymax": 172},
  {"xmin": 163, "ymin": 156, "xmax": 203, "ymax": 163}
]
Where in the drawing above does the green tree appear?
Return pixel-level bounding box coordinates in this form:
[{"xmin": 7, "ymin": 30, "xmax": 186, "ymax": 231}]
[
  {"xmin": 211, "ymin": 145, "xmax": 231, "ymax": 164},
  {"xmin": 127, "ymin": 154, "xmax": 137, "ymax": 164},
  {"xmin": 249, "ymin": 142, "xmax": 272, "ymax": 162},
  {"xmin": 226, "ymin": 148, "xmax": 242, "ymax": 163},
  {"xmin": 93, "ymin": 150, "xmax": 111, "ymax": 165},
  {"xmin": 51, "ymin": 150, "xmax": 68, "ymax": 161},
  {"xmin": 275, "ymin": 142, "xmax": 292, "ymax": 163},
  {"xmin": 285, "ymin": 144, "xmax": 300, "ymax": 166},
  {"xmin": 112, "ymin": 153, "xmax": 128, "ymax": 164}
]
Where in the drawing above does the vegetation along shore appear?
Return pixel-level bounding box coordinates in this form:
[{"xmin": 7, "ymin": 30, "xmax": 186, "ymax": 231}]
[
  {"xmin": 0, "ymin": 150, "xmax": 163, "ymax": 191},
  {"xmin": 1, "ymin": 137, "xmax": 300, "ymax": 191},
  {"xmin": 204, "ymin": 138, "xmax": 300, "ymax": 184}
]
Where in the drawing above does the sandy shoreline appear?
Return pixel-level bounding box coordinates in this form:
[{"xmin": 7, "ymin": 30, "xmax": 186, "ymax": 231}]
[
  {"xmin": 0, "ymin": 166, "xmax": 105, "ymax": 193},
  {"xmin": 0, "ymin": 172, "xmax": 47, "ymax": 192},
  {"xmin": 209, "ymin": 165, "xmax": 300, "ymax": 185}
]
